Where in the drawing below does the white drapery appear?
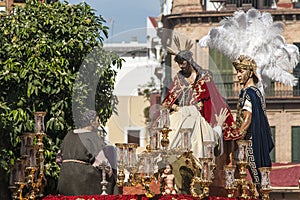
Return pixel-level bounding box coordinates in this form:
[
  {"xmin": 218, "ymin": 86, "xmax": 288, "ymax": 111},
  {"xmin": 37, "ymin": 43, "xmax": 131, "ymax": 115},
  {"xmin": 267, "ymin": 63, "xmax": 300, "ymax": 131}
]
[{"xmin": 167, "ymin": 105, "xmax": 223, "ymax": 159}]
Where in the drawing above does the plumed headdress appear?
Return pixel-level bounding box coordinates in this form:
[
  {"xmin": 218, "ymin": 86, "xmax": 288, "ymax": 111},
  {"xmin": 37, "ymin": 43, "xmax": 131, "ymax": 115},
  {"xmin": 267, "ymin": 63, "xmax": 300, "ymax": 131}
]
[{"xmin": 199, "ymin": 8, "xmax": 299, "ymax": 92}]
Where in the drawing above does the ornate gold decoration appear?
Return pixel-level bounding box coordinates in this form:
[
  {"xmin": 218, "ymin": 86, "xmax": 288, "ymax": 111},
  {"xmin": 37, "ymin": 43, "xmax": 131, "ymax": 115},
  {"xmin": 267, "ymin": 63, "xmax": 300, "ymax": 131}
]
[
  {"xmin": 236, "ymin": 140, "xmax": 256, "ymax": 199},
  {"xmin": 9, "ymin": 111, "xmax": 47, "ymax": 200}
]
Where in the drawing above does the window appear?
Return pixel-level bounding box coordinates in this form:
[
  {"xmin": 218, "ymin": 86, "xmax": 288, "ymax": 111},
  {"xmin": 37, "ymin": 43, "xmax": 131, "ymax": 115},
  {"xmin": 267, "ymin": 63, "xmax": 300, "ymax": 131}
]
[
  {"xmin": 263, "ymin": 0, "xmax": 272, "ymax": 7},
  {"xmin": 295, "ymin": 1, "xmax": 300, "ymax": 8},
  {"xmin": 270, "ymin": 126, "xmax": 275, "ymax": 162},
  {"xmin": 292, "ymin": 126, "xmax": 300, "ymax": 162},
  {"xmin": 124, "ymin": 127, "xmax": 145, "ymax": 147},
  {"xmin": 209, "ymin": 48, "xmax": 234, "ymax": 97}
]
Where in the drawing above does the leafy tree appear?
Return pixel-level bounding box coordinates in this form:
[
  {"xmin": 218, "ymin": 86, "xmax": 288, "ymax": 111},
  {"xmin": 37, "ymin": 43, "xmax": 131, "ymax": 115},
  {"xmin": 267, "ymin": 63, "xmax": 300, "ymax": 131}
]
[{"xmin": 0, "ymin": 0, "xmax": 123, "ymax": 197}]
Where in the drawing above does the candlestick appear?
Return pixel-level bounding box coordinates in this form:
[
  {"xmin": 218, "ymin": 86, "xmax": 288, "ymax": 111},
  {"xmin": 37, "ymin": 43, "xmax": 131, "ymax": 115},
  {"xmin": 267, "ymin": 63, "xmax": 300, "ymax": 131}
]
[{"xmin": 9, "ymin": 111, "xmax": 47, "ymax": 200}]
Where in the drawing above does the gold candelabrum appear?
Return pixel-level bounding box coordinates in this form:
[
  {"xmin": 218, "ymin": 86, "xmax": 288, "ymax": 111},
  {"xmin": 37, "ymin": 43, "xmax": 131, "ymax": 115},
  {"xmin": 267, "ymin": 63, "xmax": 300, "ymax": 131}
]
[
  {"xmin": 190, "ymin": 141, "xmax": 216, "ymax": 199},
  {"xmin": 115, "ymin": 143, "xmax": 156, "ymax": 198},
  {"xmin": 8, "ymin": 112, "xmax": 47, "ymax": 200},
  {"xmin": 114, "ymin": 108, "xmax": 174, "ymax": 197},
  {"xmin": 115, "ymin": 108, "xmax": 217, "ymax": 198},
  {"xmin": 236, "ymin": 140, "xmax": 253, "ymax": 199},
  {"xmin": 224, "ymin": 139, "xmax": 273, "ymax": 199}
]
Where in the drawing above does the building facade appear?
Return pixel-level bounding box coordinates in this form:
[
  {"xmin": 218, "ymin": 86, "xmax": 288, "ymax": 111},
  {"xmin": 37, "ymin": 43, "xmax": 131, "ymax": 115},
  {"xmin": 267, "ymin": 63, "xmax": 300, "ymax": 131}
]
[
  {"xmin": 0, "ymin": 0, "xmax": 25, "ymax": 13},
  {"xmin": 104, "ymin": 17, "xmax": 162, "ymax": 154}
]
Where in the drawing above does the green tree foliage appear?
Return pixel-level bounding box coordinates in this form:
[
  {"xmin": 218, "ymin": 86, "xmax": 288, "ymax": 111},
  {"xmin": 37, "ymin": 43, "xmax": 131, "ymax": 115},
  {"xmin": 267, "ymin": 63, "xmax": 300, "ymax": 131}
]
[{"xmin": 0, "ymin": 0, "xmax": 123, "ymax": 196}]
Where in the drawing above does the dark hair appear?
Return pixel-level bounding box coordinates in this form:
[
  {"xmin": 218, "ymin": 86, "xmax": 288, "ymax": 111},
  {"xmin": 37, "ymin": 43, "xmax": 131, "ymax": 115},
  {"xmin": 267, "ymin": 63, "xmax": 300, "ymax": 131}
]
[
  {"xmin": 174, "ymin": 50, "xmax": 193, "ymax": 65},
  {"xmin": 164, "ymin": 163, "xmax": 173, "ymax": 172},
  {"xmin": 80, "ymin": 109, "xmax": 98, "ymax": 128}
]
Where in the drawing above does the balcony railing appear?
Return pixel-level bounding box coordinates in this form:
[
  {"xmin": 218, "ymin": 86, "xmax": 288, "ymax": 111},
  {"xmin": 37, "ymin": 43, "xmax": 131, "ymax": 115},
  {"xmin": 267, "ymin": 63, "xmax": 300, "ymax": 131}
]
[{"xmin": 214, "ymin": 74, "xmax": 300, "ymax": 98}]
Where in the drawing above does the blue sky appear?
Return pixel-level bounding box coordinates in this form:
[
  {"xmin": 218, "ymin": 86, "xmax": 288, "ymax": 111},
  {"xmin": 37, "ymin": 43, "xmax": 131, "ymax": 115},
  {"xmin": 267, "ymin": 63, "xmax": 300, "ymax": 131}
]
[{"xmin": 67, "ymin": 0, "xmax": 161, "ymax": 42}]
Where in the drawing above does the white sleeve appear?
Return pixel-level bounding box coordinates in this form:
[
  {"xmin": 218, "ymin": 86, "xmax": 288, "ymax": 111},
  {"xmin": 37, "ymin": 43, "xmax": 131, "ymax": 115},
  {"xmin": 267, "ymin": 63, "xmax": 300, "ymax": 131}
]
[
  {"xmin": 213, "ymin": 126, "xmax": 222, "ymax": 138},
  {"xmin": 242, "ymin": 99, "xmax": 252, "ymax": 113},
  {"xmin": 213, "ymin": 126, "xmax": 223, "ymax": 156}
]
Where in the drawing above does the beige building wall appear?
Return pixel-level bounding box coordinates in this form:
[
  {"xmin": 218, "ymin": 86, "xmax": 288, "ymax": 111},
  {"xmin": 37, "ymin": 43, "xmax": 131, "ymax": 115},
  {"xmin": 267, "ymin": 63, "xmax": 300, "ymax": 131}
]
[
  {"xmin": 268, "ymin": 109, "xmax": 300, "ymax": 163},
  {"xmin": 106, "ymin": 96, "xmax": 150, "ymax": 154}
]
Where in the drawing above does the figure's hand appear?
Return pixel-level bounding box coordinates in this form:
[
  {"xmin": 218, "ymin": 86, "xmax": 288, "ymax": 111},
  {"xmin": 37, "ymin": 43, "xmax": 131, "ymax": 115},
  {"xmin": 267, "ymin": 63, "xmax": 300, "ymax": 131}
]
[{"xmin": 215, "ymin": 108, "xmax": 229, "ymax": 127}]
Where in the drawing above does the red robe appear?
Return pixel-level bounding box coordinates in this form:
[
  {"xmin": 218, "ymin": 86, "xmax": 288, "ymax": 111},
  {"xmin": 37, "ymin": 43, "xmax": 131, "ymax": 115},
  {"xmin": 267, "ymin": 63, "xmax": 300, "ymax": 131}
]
[{"xmin": 162, "ymin": 72, "xmax": 242, "ymax": 140}]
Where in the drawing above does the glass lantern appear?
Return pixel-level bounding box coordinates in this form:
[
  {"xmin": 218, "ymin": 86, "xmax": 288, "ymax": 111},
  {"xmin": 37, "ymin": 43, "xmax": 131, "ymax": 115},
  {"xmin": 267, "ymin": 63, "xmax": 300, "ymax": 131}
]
[
  {"xmin": 142, "ymin": 153, "xmax": 154, "ymax": 177},
  {"xmin": 149, "ymin": 128, "xmax": 159, "ymax": 150},
  {"xmin": 15, "ymin": 160, "xmax": 25, "ymax": 183},
  {"xmin": 236, "ymin": 140, "xmax": 251, "ymax": 163},
  {"xmin": 203, "ymin": 141, "xmax": 215, "ymax": 159},
  {"xmin": 224, "ymin": 165, "xmax": 236, "ymax": 188},
  {"xmin": 115, "ymin": 143, "xmax": 127, "ymax": 167},
  {"xmin": 180, "ymin": 128, "xmax": 192, "ymax": 151},
  {"xmin": 33, "ymin": 111, "xmax": 46, "ymax": 133},
  {"xmin": 259, "ymin": 167, "xmax": 272, "ymax": 189},
  {"xmin": 20, "ymin": 132, "xmax": 35, "ymax": 157},
  {"xmin": 199, "ymin": 158, "xmax": 213, "ymax": 181},
  {"xmin": 126, "ymin": 143, "xmax": 138, "ymax": 169},
  {"xmin": 159, "ymin": 108, "xmax": 170, "ymax": 128}
]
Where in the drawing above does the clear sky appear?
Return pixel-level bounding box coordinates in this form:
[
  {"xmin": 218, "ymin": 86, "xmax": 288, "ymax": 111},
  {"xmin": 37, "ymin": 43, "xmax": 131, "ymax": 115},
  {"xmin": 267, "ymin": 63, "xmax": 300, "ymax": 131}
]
[{"xmin": 67, "ymin": 0, "xmax": 161, "ymax": 42}]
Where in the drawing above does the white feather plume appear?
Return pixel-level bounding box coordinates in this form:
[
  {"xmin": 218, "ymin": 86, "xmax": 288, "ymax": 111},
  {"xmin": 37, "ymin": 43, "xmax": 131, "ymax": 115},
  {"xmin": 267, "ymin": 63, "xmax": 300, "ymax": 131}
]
[{"xmin": 199, "ymin": 8, "xmax": 299, "ymax": 89}]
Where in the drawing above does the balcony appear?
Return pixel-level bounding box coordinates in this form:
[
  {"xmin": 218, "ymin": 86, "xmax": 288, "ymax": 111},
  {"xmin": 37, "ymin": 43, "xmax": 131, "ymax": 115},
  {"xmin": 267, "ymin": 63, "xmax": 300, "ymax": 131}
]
[{"xmin": 213, "ymin": 73, "xmax": 300, "ymax": 109}]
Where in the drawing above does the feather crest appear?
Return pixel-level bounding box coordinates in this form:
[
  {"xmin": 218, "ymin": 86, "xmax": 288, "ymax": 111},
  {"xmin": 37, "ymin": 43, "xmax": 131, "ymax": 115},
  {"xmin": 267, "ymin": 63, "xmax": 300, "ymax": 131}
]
[{"xmin": 199, "ymin": 8, "xmax": 299, "ymax": 89}]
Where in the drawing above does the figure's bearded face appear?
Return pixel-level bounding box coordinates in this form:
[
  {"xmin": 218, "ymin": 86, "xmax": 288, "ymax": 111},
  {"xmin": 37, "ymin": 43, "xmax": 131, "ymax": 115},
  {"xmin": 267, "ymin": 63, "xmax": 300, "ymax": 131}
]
[{"xmin": 178, "ymin": 60, "xmax": 192, "ymax": 77}]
